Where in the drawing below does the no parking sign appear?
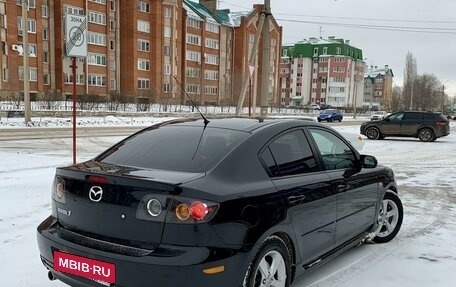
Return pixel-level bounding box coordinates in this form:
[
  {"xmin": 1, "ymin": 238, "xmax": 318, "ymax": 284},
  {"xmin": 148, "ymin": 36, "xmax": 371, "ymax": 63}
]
[{"xmin": 64, "ymin": 14, "xmax": 87, "ymax": 58}]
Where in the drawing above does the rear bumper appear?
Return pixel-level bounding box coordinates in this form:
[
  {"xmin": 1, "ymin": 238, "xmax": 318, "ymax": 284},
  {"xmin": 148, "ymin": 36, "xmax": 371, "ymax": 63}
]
[{"xmin": 37, "ymin": 216, "xmax": 251, "ymax": 287}]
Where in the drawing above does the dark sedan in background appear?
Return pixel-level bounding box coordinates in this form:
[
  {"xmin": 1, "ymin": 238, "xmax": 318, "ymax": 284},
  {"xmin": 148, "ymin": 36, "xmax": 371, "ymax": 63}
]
[{"xmin": 37, "ymin": 118, "xmax": 403, "ymax": 287}]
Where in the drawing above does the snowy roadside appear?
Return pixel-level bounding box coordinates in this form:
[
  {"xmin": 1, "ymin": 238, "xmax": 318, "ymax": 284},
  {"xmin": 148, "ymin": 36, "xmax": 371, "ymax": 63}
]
[{"xmin": 0, "ymin": 122, "xmax": 455, "ymax": 287}]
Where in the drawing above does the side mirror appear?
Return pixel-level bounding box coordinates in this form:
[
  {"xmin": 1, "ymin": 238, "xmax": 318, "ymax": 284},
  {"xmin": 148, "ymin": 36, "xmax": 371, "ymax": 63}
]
[{"xmin": 360, "ymin": 155, "xmax": 378, "ymax": 168}]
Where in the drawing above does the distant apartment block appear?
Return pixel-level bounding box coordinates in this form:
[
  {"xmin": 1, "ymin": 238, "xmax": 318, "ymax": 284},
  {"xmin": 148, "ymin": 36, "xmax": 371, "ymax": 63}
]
[
  {"xmin": 364, "ymin": 65, "xmax": 394, "ymax": 111},
  {"xmin": 281, "ymin": 37, "xmax": 365, "ymax": 108},
  {"xmin": 0, "ymin": 0, "xmax": 282, "ymax": 109}
]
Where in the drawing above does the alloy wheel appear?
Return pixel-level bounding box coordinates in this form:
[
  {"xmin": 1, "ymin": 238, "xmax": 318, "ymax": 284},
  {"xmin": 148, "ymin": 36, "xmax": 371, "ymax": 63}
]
[{"xmin": 375, "ymin": 199, "xmax": 400, "ymax": 238}]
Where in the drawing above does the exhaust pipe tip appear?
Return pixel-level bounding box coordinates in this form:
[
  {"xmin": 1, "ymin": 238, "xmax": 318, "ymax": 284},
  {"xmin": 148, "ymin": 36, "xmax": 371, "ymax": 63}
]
[{"xmin": 48, "ymin": 271, "xmax": 56, "ymax": 281}]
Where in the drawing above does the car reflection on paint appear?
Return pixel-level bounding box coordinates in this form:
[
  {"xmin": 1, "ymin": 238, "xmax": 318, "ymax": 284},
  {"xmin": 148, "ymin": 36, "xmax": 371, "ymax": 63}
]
[{"xmin": 37, "ymin": 118, "xmax": 403, "ymax": 287}]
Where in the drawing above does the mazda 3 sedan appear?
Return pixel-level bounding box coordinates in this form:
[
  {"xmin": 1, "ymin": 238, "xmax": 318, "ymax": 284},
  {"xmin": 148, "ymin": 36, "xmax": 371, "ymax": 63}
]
[{"xmin": 37, "ymin": 118, "xmax": 403, "ymax": 287}]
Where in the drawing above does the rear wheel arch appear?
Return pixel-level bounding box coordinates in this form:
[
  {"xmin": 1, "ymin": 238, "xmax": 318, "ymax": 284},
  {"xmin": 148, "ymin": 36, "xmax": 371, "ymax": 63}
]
[{"xmin": 417, "ymin": 127, "xmax": 435, "ymax": 142}]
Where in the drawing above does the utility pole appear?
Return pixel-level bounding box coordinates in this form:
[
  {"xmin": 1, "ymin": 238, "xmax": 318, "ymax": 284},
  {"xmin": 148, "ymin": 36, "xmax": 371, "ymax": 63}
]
[
  {"xmin": 22, "ymin": 0, "xmax": 31, "ymax": 124},
  {"xmin": 259, "ymin": 0, "xmax": 271, "ymax": 119}
]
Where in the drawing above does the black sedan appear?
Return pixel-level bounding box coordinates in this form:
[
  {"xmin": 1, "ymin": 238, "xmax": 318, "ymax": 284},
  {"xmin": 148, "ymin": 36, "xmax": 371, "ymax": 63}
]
[{"xmin": 37, "ymin": 118, "xmax": 403, "ymax": 287}]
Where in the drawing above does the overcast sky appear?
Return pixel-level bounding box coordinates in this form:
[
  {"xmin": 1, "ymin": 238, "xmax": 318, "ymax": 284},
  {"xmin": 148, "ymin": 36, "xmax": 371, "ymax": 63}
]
[{"xmin": 219, "ymin": 0, "xmax": 456, "ymax": 97}]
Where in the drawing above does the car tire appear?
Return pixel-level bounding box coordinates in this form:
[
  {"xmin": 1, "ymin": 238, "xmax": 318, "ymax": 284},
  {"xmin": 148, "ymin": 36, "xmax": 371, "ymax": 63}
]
[
  {"xmin": 329, "ymin": 118, "xmax": 333, "ymax": 122},
  {"xmin": 317, "ymin": 118, "xmax": 321, "ymax": 122},
  {"xmin": 243, "ymin": 236, "xmax": 292, "ymax": 287},
  {"xmin": 418, "ymin": 128, "xmax": 434, "ymax": 142},
  {"xmin": 366, "ymin": 127, "xmax": 381, "ymax": 140},
  {"xmin": 372, "ymin": 191, "xmax": 403, "ymax": 243},
  {"xmin": 338, "ymin": 118, "xmax": 342, "ymax": 122}
]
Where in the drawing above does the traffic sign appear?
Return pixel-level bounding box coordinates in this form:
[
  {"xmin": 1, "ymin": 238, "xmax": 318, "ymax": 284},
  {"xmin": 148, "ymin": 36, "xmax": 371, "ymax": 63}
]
[{"xmin": 65, "ymin": 14, "xmax": 87, "ymax": 57}]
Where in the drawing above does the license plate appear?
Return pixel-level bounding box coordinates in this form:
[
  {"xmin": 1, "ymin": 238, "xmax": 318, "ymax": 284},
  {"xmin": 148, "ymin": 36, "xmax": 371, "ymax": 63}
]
[{"xmin": 54, "ymin": 251, "xmax": 116, "ymax": 284}]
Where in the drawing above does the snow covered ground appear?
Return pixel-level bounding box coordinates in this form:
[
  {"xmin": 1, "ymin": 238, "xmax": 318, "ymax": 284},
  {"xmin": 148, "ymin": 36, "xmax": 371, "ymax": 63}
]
[{"xmin": 0, "ymin": 119, "xmax": 455, "ymax": 287}]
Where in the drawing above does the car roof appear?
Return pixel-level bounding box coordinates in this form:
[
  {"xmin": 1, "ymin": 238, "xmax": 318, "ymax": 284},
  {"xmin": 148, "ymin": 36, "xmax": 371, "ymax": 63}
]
[{"xmin": 161, "ymin": 117, "xmax": 320, "ymax": 133}]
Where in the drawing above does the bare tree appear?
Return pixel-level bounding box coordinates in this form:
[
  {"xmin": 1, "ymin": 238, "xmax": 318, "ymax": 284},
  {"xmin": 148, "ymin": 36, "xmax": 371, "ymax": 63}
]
[
  {"xmin": 390, "ymin": 86, "xmax": 403, "ymax": 112},
  {"xmin": 403, "ymin": 52, "xmax": 417, "ymax": 109},
  {"xmin": 413, "ymin": 74, "xmax": 441, "ymax": 111}
]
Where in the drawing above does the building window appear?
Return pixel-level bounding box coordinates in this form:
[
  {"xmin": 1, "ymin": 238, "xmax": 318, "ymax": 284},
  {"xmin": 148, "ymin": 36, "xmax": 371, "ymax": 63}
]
[
  {"xmin": 18, "ymin": 0, "xmax": 36, "ymax": 8},
  {"xmin": 313, "ymin": 47, "xmax": 318, "ymax": 56},
  {"xmin": 19, "ymin": 67, "xmax": 37, "ymax": 81},
  {"xmin": 87, "ymin": 74, "xmax": 106, "ymax": 87},
  {"xmin": 137, "ymin": 59, "xmax": 150, "ymax": 71},
  {"xmin": 186, "ymin": 67, "xmax": 200, "ymax": 77},
  {"xmin": 204, "ymin": 86, "xmax": 218, "ymax": 95},
  {"xmin": 87, "ymin": 53, "xmax": 107, "ymax": 66},
  {"xmin": 110, "ymin": 40, "xmax": 114, "ymax": 50},
  {"xmin": 137, "ymin": 78, "xmax": 150, "ymax": 89},
  {"xmin": 110, "ymin": 79, "xmax": 116, "ymax": 90},
  {"xmin": 336, "ymin": 47, "xmax": 341, "ymax": 54},
  {"xmin": 89, "ymin": 0, "xmax": 107, "ymax": 4},
  {"xmin": 64, "ymin": 73, "xmax": 84, "ymax": 85},
  {"xmin": 204, "ymin": 70, "xmax": 218, "ymax": 80},
  {"xmin": 137, "ymin": 1, "xmax": 150, "ymax": 12},
  {"xmin": 44, "ymin": 73, "xmax": 50, "ymax": 85},
  {"xmin": 88, "ymin": 32, "xmax": 107, "ymax": 46},
  {"xmin": 186, "ymin": 84, "xmax": 200, "ymax": 94},
  {"xmin": 64, "ymin": 5, "xmax": 84, "ymax": 15},
  {"xmin": 164, "ymin": 26, "xmax": 171, "ymax": 37},
  {"xmin": 187, "ymin": 34, "xmax": 201, "ymax": 45},
  {"xmin": 109, "ymin": 58, "xmax": 116, "ymax": 70},
  {"xmin": 187, "ymin": 18, "xmax": 202, "ymax": 29},
  {"xmin": 333, "ymin": 67, "xmax": 345, "ymax": 73},
  {"xmin": 42, "ymin": 5, "xmax": 48, "ymax": 17},
  {"xmin": 137, "ymin": 20, "xmax": 150, "ymax": 33},
  {"xmin": 164, "ymin": 7, "xmax": 172, "ymax": 18},
  {"xmin": 205, "ymin": 38, "xmax": 219, "ymax": 49},
  {"xmin": 164, "ymin": 83, "xmax": 171, "ymax": 92},
  {"xmin": 164, "ymin": 65, "xmax": 171, "ymax": 75},
  {"xmin": 110, "ymin": 1, "xmax": 115, "ymax": 11},
  {"xmin": 43, "ymin": 51, "xmax": 48, "ymax": 63},
  {"xmin": 17, "ymin": 18, "xmax": 37, "ymax": 33},
  {"xmin": 137, "ymin": 39, "xmax": 150, "ymax": 52},
  {"xmin": 164, "ymin": 45, "xmax": 170, "ymax": 56},
  {"xmin": 205, "ymin": 54, "xmax": 218, "ymax": 65},
  {"xmin": 28, "ymin": 44, "xmax": 37, "ymax": 56},
  {"xmin": 88, "ymin": 11, "xmax": 106, "ymax": 25},
  {"xmin": 205, "ymin": 22, "xmax": 219, "ymax": 33},
  {"xmin": 110, "ymin": 21, "xmax": 115, "ymax": 31},
  {"xmin": 186, "ymin": 51, "xmax": 200, "ymax": 62},
  {"xmin": 42, "ymin": 29, "xmax": 48, "ymax": 40}
]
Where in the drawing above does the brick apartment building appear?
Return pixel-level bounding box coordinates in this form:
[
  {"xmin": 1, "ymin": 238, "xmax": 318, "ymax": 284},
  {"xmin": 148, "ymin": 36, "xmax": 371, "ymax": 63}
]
[
  {"xmin": 364, "ymin": 65, "xmax": 394, "ymax": 111},
  {"xmin": 0, "ymin": 0, "xmax": 282, "ymax": 109},
  {"xmin": 280, "ymin": 37, "xmax": 365, "ymax": 108}
]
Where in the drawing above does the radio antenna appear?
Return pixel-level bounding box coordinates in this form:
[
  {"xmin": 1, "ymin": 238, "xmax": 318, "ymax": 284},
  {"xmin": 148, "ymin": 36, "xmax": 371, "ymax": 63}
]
[{"xmin": 173, "ymin": 75, "xmax": 209, "ymax": 126}]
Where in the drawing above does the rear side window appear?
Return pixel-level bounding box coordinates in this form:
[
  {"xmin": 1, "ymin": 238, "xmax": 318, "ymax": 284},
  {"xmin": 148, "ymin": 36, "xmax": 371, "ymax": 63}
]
[
  {"xmin": 96, "ymin": 125, "xmax": 248, "ymax": 172},
  {"xmin": 403, "ymin": 113, "xmax": 421, "ymax": 120},
  {"xmin": 422, "ymin": 113, "xmax": 434, "ymax": 120},
  {"xmin": 261, "ymin": 130, "xmax": 318, "ymax": 177}
]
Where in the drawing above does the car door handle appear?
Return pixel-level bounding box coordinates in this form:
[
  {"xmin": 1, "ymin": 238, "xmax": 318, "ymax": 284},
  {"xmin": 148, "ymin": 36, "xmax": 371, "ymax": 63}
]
[
  {"xmin": 337, "ymin": 184, "xmax": 350, "ymax": 193},
  {"xmin": 288, "ymin": 195, "xmax": 306, "ymax": 204}
]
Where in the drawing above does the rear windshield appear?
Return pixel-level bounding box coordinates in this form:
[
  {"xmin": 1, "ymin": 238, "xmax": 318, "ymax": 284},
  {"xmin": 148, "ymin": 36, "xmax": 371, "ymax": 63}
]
[{"xmin": 96, "ymin": 125, "xmax": 249, "ymax": 172}]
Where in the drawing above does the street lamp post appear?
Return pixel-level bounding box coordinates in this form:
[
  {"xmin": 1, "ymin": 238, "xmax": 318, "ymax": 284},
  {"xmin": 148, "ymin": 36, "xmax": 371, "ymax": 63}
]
[{"xmin": 442, "ymin": 80, "xmax": 449, "ymax": 114}]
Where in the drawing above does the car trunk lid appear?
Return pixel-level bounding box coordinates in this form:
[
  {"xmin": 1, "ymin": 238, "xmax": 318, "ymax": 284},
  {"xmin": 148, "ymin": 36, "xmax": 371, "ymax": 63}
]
[{"xmin": 53, "ymin": 161, "xmax": 204, "ymax": 249}]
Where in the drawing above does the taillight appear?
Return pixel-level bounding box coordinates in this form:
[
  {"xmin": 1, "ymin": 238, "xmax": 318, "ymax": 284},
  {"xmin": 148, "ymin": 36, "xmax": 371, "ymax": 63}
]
[
  {"xmin": 168, "ymin": 197, "xmax": 218, "ymax": 224},
  {"xmin": 436, "ymin": 121, "xmax": 447, "ymax": 126},
  {"xmin": 136, "ymin": 195, "xmax": 218, "ymax": 224},
  {"xmin": 52, "ymin": 177, "xmax": 66, "ymax": 203}
]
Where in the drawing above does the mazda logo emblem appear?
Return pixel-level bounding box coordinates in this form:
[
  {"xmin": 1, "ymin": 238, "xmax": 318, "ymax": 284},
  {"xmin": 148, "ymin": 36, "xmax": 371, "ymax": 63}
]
[{"xmin": 89, "ymin": 186, "xmax": 103, "ymax": 202}]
